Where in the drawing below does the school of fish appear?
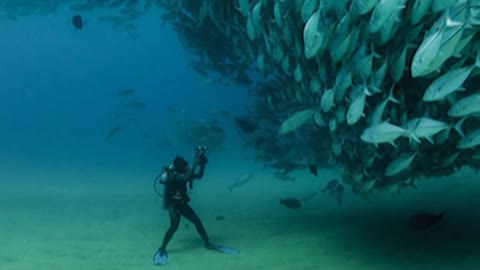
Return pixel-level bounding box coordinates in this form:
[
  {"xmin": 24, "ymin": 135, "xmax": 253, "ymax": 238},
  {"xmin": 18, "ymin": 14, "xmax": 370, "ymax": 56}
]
[
  {"xmin": 155, "ymin": 0, "xmax": 480, "ymax": 197},
  {"xmin": 3, "ymin": 0, "xmax": 480, "ymax": 198}
]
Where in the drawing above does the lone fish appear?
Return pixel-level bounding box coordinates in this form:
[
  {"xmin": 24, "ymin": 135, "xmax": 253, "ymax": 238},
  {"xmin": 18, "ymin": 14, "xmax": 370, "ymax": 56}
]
[
  {"xmin": 407, "ymin": 212, "xmax": 445, "ymax": 230},
  {"xmin": 227, "ymin": 172, "xmax": 253, "ymax": 192},
  {"xmin": 279, "ymin": 109, "xmax": 314, "ymax": 134},
  {"xmin": 72, "ymin": 15, "xmax": 83, "ymax": 30},
  {"xmin": 308, "ymin": 164, "xmax": 318, "ymax": 176},
  {"xmin": 280, "ymin": 198, "xmax": 303, "ymax": 209},
  {"xmin": 107, "ymin": 126, "xmax": 122, "ymax": 140},
  {"xmin": 125, "ymin": 101, "xmax": 145, "ymax": 109},
  {"xmin": 235, "ymin": 117, "xmax": 256, "ymax": 134},
  {"xmin": 114, "ymin": 88, "xmax": 135, "ymax": 97}
]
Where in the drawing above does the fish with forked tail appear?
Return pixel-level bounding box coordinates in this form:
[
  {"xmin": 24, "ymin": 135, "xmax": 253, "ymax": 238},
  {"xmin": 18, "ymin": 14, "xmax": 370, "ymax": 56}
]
[
  {"xmin": 280, "ymin": 198, "xmax": 302, "ymax": 209},
  {"xmin": 273, "ymin": 171, "xmax": 295, "ymax": 182},
  {"xmin": 235, "ymin": 117, "xmax": 256, "ymax": 134},
  {"xmin": 227, "ymin": 172, "xmax": 252, "ymax": 192},
  {"xmin": 125, "ymin": 101, "xmax": 145, "ymax": 109},
  {"xmin": 114, "ymin": 88, "xmax": 135, "ymax": 97},
  {"xmin": 280, "ymin": 190, "xmax": 321, "ymax": 209},
  {"xmin": 308, "ymin": 164, "xmax": 318, "ymax": 176},
  {"xmin": 407, "ymin": 212, "xmax": 445, "ymax": 231},
  {"xmin": 320, "ymin": 179, "xmax": 344, "ymax": 205},
  {"xmin": 72, "ymin": 15, "xmax": 83, "ymax": 30},
  {"xmin": 321, "ymin": 179, "xmax": 340, "ymax": 195},
  {"xmin": 107, "ymin": 126, "xmax": 122, "ymax": 140}
]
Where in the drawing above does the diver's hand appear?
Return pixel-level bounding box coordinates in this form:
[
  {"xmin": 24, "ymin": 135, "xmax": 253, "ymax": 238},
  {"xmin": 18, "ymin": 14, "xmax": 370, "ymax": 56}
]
[{"xmin": 197, "ymin": 154, "xmax": 208, "ymax": 166}]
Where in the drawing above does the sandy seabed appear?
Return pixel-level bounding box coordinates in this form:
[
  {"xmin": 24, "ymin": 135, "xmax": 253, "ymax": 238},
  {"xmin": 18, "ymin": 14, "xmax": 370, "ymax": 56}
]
[{"xmin": 1, "ymin": 164, "xmax": 480, "ymax": 270}]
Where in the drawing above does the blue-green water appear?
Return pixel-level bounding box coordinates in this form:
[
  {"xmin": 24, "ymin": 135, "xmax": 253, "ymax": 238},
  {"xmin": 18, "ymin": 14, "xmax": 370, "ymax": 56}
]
[
  {"xmin": 1, "ymin": 6, "xmax": 480, "ymax": 270},
  {"xmin": 0, "ymin": 10, "xmax": 247, "ymax": 171}
]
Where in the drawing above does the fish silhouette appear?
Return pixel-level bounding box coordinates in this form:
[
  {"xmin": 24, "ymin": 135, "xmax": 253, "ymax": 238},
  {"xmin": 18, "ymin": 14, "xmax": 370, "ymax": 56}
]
[
  {"xmin": 227, "ymin": 172, "xmax": 252, "ymax": 192},
  {"xmin": 235, "ymin": 117, "xmax": 256, "ymax": 134},
  {"xmin": 407, "ymin": 212, "xmax": 445, "ymax": 230},
  {"xmin": 72, "ymin": 15, "xmax": 83, "ymax": 30},
  {"xmin": 107, "ymin": 126, "xmax": 122, "ymax": 140},
  {"xmin": 309, "ymin": 164, "xmax": 318, "ymax": 176},
  {"xmin": 114, "ymin": 88, "xmax": 135, "ymax": 97},
  {"xmin": 280, "ymin": 198, "xmax": 302, "ymax": 209}
]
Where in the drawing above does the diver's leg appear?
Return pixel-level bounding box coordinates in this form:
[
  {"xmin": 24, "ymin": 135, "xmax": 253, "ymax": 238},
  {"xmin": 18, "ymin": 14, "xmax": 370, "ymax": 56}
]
[
  {"xmin": 154, "ymin": 206, "xmax": 181, "ymax": 265},
  {"xmin": 180, "ymin": 204, "xmax": 210, "ymax": 244},
  {"xmin": 160, "ymin": 205, "xmax": 181, "ymax": 250},
  {"xmin": 180, "ymin": 204, "xmax": 240, "ymax": 254}
]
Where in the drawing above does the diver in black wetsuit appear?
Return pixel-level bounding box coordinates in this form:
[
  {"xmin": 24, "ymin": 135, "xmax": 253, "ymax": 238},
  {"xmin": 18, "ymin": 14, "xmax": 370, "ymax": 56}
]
[{"xmin": 153, "ymin": 146, "xmax": 238, "ymax": 266}]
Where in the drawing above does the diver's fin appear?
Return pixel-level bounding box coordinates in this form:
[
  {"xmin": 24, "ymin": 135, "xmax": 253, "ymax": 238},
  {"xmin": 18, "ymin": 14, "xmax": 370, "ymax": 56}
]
[
  {"xmin": 206, "ymin": 243, "xmax": 240, "ymax": 254},
  {"xmin": 153, "ymin": 249, "xmax": 168, "ymax": 265}
]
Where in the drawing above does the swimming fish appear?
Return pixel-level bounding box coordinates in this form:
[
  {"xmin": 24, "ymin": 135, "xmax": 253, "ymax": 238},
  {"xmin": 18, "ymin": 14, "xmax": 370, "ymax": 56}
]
[
  {"xmin": 321, "ymin": 179, "xmax": 340, "ymax": 195},
  {"xmin": 107, "ymin": 126, "xmax": 122, "ymax": 140},
  {"xmin": 457, "ymin": 128, "xmax": 480, "ymax": 149},
  {"xmin": 331, "ymin": 185, "xmax": 344, "ymax": 205},
  {"xmin": 308, "ymin": 164, "xmax": 318, "ymax": 176},
  {"xmin": 405, "ymin": 117, "xmax": 465, "ymax": 143},
  {"xmin": 368, "ymin": 84, "xmax": 399, "ymax": 126},
  {"xmin": 273, "ymin": 171, "xmax": 296, "ymax": 182},
  {"xmin": 280, "ymin": 198, "xmax": 303, "ymax": 209},
  {"xmin": 227, "ymin": 172, "xmax": 252, "ymax": 192},
  {"xmin": 355, "ymin": 0, "xmax": 378, "ymax": 15},
  {"xmin": 72, "ymin": 15, "xmax": 83, "ymax": 30},
  {"xmin": 298, "ymin": 191, "xmax": 319, "ymax": 203},
  {"xmin": 361, "ymin": 121, "xmax": 415, "ymax": 147},
  {"xmin": 407, "ymin": 212, "xmax": 445, "ymax": 230},
  {"xmin": 346, "ymin": 87, "xmax": 368, "ymax": 125},
  {"xmin": 410, "ymin": 0, "xmax": 432, "ymax": 25},
  {"xmin": 279, "ymin": 109, "xmax": 314, "ymax": 134},
  {"xmin": 369, "ymin": 0, "xmax": 406, "ymax": 33},
  {"xmin": 422, "ymin": 52, "xmax": 480, "ymax": 102},
  {"xmin": 235, "ymin": 117, "xmax": 256, "ymax": 134},
  {"xmin": 114, "ymin": 88, "xmax": 135, "ymax": 97},
  {"xmin": 303, "ymin": 9, "xmax": 325, "ymax": 59},
  {"xmin": 448, "ymin": 93, "xmax": 480, "ymax": 117},
  {"xmin": 125, "ymin": 101, "xmax": 145, "ymax": 109},
  {"xmin": 323, "ymin": 179, "xmax": 345, "ymax": 204},
  {"xmin": 384, "ymin": 153, "xmax": 417, "ymax": 176}
]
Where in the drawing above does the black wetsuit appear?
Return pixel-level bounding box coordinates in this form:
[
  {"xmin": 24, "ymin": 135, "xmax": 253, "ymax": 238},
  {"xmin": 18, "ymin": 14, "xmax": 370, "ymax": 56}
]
[{"xmin": 160, "ymin": 164, "xmax": 209, "ymax": 251}]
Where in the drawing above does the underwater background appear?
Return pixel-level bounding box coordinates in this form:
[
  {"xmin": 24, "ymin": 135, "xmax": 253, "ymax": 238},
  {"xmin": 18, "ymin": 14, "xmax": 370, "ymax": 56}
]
[{"xmin": 1, "ymin": 2, "xmax": 480, "ymax": 270}]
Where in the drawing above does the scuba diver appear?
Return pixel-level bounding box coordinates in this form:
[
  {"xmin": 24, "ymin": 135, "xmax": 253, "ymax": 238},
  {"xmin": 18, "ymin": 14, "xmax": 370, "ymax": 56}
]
[{"xmin": 153, "ymin": 146, "xmax": 239, "ymax": 266}]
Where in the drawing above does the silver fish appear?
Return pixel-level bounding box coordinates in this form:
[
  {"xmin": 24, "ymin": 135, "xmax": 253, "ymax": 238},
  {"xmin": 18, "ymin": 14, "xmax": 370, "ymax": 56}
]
[
  {"xmin": 303, "ymin": 9, "xmax": 325, "ymax": 59},
  {"xmin": 389, "ymin": 44, "xmax": 409, "ymax": 82},
  {"xmin": 448, "ymin": 93, "xmax": 480, "ymax": 117},
  {"xmin": 423, "ymin": 52, "xmax": 480, "ymax": 102},
  {"xmin": 368, "ymin": 84, "xmax": 399, "ymax": 126},
  {"xmin": 107, "ymin": 126, "xmax": 123, "ymax": 140},
  {"xmin": 347, "ymin": 86, "xmax": 372, "ymax": 125},
  {"xmin": 361, "ymin": 121, "xmax": 417, "ymax": 147},
  {"xmin": 279, "ymin": 109, "xmax": 315, "ymax": 134},
  {"xmin": 227, "ymin": 172, "xmax": 253, "ymax": 191},
  {"xmin": 355, "ymin": 0, "xmax": 378, "ymax": 15},
  {"xmin": 410, "ymin": 0, "xmax": 432, "ymax": 25},
  {"xmin": 320, "ymin": 88, "xmax": 335, "ymax": 112},
  {"xmin": 369, "ymin": 0, "xmax": 406, "ymax": 33},
  {"xmin": 406, "ymin": 117, "xmax": 465, "ymax": 143},
  {"xmin": 417, "ymin": 5, "xmax": 469, "ymax": 76},
  {"xmin": 432, "ymin": 0, "xmax": 466, "ymax": 12},
  {"xmin": 385, "ymin": 152, "xmax": 417, "ymax": 176},
  {"xmin": 457, "ymin": 128, "xmax": 480, "ymax": 149},
  {"xmin": 300, "ymin": 0, "xmax": 318, "ymax": 23}
]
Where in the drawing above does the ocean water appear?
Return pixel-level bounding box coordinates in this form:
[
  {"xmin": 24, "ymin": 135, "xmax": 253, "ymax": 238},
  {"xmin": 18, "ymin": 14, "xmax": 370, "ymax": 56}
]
[{"xmin": 1, "ymin": 5, "xmax": 480, "ymax": 270}]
